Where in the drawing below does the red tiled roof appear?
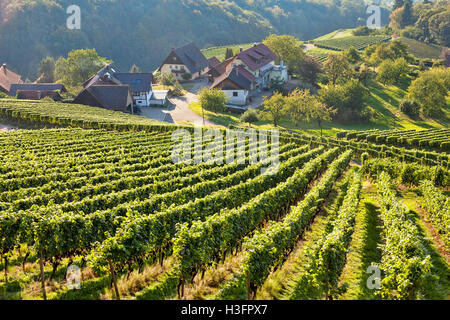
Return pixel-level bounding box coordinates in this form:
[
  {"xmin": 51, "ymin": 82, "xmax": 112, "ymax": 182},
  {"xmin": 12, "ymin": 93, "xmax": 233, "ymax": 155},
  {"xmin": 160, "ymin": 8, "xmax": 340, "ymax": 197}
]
[
  {"xmin": 0, "ymin": 64, "xmax": 23, "ymax": 93},
  {"xmin": 236, "ymin": 44, "xmax": 277, "ymax": 71}
]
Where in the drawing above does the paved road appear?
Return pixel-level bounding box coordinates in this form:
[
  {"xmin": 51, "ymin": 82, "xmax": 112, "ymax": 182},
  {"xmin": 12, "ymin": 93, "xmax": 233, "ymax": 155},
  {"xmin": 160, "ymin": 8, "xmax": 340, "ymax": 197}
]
[{"xmin": 139, "ymin": 79, "xmax": 217, "ymax": 126}]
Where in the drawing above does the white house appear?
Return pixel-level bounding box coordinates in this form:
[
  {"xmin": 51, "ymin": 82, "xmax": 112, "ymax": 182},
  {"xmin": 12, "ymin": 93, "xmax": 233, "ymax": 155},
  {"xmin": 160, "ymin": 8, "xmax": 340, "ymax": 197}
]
[
  {"xmin": 114, "ymin": 73, "xmax": 154, "ymax": 107},
  {"xmin": 210, "ymin": 65, "xmax": 255, "ymax": 106},
  {"xmin": 208, "ymin": 43, "xmax": 288, "ymax": 106},
  {"xmin": 159, "ymin": 43, "xmax": 209, "ymax": 80}
]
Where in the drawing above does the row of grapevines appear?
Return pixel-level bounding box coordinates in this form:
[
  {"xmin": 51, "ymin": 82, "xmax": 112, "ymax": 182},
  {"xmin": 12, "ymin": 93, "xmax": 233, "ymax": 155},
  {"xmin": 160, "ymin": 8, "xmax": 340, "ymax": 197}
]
[
  {"xmin": 361, "ymin": 157, "xmax": 449, "ymax": 188},
  {"xmin": 287, "ymin": 170, "xmax": 362, "ymax": 300},
  {"xmin": 172, "ymin": 147, "xmax": 341, "ymax": 287},
  {"xmin": 241, "ymin": 149, "xmax": 353, "ymax": 295},
  {"xmin": 376, "ymin": 172, "xmax": 432, "ymax": 299},
  {"xmin": 0, "ymin": 144, "xmax": 304, "ymax": 270},
  {"xmin": 419, "ymin": 180, "xmax": 449, "ymax": 247},
  {"xmin": 88, "ymin": 146, "xmax": 326, "ymax": 278}
]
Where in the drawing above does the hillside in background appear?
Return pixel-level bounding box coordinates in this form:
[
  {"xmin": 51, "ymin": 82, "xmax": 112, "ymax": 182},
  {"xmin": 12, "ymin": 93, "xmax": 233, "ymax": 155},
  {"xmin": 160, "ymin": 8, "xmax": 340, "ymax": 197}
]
[{"xmin": 0, "ymin": 0, "xmax": 390, "ymax": 79}]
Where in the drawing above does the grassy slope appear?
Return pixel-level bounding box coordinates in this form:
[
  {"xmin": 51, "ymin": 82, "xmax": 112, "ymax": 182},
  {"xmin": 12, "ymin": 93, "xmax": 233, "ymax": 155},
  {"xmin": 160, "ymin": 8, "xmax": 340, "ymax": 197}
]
[
  {"xmin": 189, "ymin": 76, "xmax": 449, "ymax": 135},
  {"xmin": 201, "ymin": 43, "xmax": 255, "ymax": 61},
  {"xmin": 399, "ymin": 37, "xmax": 443, "ymax": 59}
]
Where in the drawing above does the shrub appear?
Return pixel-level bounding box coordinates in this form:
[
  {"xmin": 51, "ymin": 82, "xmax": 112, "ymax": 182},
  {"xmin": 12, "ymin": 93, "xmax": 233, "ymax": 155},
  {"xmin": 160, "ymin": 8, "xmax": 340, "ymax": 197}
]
[
  {"xmin": 240, "ymin": 108, "xmax": 260, "ymax": 124},
  {"xmin": 0, "ymin": 92, "xmax": 7, "ymax": 98},
  {"xmin": 182, "ymin": 73, "xmax": 192, "ymax": 81},
  {"xmin": 399, "ymin": 99, "xmax": 420, "ymax": 118},
  {"xmin": 160, "ymin": 72, "xmax": 177, "ymax": 86}
]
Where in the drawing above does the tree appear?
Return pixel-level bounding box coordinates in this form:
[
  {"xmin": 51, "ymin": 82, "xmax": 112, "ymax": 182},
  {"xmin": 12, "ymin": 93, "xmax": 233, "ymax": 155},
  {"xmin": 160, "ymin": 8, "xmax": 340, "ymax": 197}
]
[
  {"xmin": 408, "ymin": 68, "xmax": 450, "ymax": 116},
  {"xmin": 344, "ymin": 46, "xmax": 361, "ymax": 64},
  {"xmin": 225, "ymin": 48, "xmax": 234, "ymax": 60},
  {"xmin": 171, "ymin": 81, "xmax": 184, "ymax": 96},
  {"xmin": 260, "ymin": 92, "xmax": 286, "ymax": 126},
  {"xmin": 240, "ymin": 109, "xmax": 260, "ymax": 127},
  {"xmin": 376, "ymin": 57, "xmax": 409, "ymax": 85},
  {"xmin": 55, "ymin": 49, "xmax": 111, "ymax": 87},
  {"xmin": 198, "ymin": 88, "xmax": 227, "ymax": 113},
  {"xmin": 263, "ymin": 34, "xmax": 305, "ymax": 73},
  {"xmin": 353, "ymin": 26, "xmax": 370, "ymax": 36},
  {"xmin": 286, "ymin": 89, "xmax": 313, "ymax": 127},
  {"xmin": 323, "ymin": 53, "xmax": 352, "ymax": 85},
  {"xmin": 319, "ymin": 79, "xmax": 367, "ymax": 121},
  {"xmin": 299, "ymin": 56, "xmax": 323, "ymax": 84},
  {"xmin": 130, "ymin": 64, "xmax": 140, "ymax": 73},
  {"xmin": 37, "ymin": 57, "xmax": 55, "ymax": 83},
  {"xmin": 309, "ymin": 101, "xmax": 336, "ymax": 136},
  {"xmin": 160, "ymin": 72, "xmax": 177, "ymax": 86},
  {"xmin": 399, "ymin": 99, "xmax": 420, "ymax": 118}
]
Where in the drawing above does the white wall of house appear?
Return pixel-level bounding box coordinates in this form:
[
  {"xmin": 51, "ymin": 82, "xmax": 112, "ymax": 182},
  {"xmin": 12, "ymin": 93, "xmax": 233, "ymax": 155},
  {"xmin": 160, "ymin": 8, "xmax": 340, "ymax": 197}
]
[
  {"xmin": 223, "ymin": 89, "xmax": 248, "ymax": 106},
  {"xmin": 270, "ymin": 67, "xmax": 288, "ymax": 84},
  {"xmin": 133, "ymin": 91, "xmax": 152, "ymax": 107},
  {"xmin": 160, "ymin": 64, "xmax": 206, "ymax": 80}
]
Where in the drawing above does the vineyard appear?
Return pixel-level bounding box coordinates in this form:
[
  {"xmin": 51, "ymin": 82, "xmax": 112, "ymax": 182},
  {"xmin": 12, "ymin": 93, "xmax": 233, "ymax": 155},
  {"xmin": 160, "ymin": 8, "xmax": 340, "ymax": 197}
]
[
  {"xmin": 337, "ymin": 128, "xmax": 450, "ymax": 153},
  {"xmin": 313, "ymin": 35, "xmax": 391, "ymax": 51},
  {"xmin": 0, "ymin": 123, "xmax": 448, "ymax": 301}
]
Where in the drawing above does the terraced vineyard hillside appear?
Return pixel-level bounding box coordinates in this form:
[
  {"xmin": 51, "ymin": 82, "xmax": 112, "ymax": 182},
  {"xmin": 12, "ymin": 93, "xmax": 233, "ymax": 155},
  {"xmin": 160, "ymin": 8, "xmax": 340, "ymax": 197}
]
[
  {"xmin": 0, "ymin": 124, "xmax": 448, "ymax": 300},
  {"xmin": 313, "ymin": 35, "xmax": 391, "ymax": 51}
]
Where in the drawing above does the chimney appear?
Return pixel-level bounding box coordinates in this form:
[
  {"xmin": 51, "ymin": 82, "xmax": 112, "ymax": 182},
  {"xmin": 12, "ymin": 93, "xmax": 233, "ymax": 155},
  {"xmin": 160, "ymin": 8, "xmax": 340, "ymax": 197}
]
[
  {"xmin": 2, "ymin": 63, "xmax": 6, "ymax": 73},
  {"xmin": 239, "ymin": 47, "xmax": 243, "ymax": 52},
  {"xmin": 171, "ymin": 46, "xmax": 176, "ymax": 51},
  {"xmin": 253, "ymin": 43, "xmax": 257, "ymax": 47},
  {"xmin": 236, "ymin": 67, "xmax": 239, "ymax": 76}
]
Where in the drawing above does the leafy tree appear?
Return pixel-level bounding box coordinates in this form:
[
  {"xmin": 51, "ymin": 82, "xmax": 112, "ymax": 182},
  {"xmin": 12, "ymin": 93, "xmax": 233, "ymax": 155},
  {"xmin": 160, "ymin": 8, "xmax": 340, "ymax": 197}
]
[
  {"xmin": 323, "ymin": 53, "xmax": 352, "ymax": 85},
  {"xmin": 399, "ymin": 99, "xmax": 420, "ymax": 118},
  {"xmin": 198, "ymin": 88, "xmax": 227, "ymax": 113},
  {"xmin": 344, "ymin": 46, "xmax": 361, "ymax": 64},
  {"xmin": 37, "ymin": 57, "xmax": 55, "ymax": 83},
  {"xmin": 160, "ymin": 72, "xmax": 177, "ymax": 86},
  {"xmin": 225, "ymin": 48, "xmax": 234, "ymax": 60},
  {"xmin": 240, "ymin": 108, "xmax": 259, "ymax": 127},
  {"xmin": 376, "ymin": 57, "xmax": 409, "ymax": 85},
  {"xmin": 319, "ymin": 79, "xmax": 367, "ymax": 121},
  {"xmin": 263, "ymin": 34, "xmax": 305, "ymax": 73},
  {"xmin": 286, "ymin": 89, "xmax": 313, "ymax": 127},
  {"xmin": 309, "ymin": 101, "xmax": 336, "ymax": 136},
  {"xmin": 408, "ymin": 67, "xmax": 450, "ymax": 116},
  {"xmin": 55, "ymin": 49, "xmax": 111, "ymax": 87},
  {"xmin": 171, "ymin": 81, "xmax": 184, "ymax": 96},
  {"xmin": 352, "ymin": 26, "xmax": 370, "ymax": 36},
  {"xmin": 260, "ymin": 92, "xmax": 286, "ymax": 126},
  {"xmin": 129, "ymin": 64, "xmax": 140, "ymax": 73},
  {"xmin": 299, "ymin": 56, "xmax": 323, "ymax": 84}
]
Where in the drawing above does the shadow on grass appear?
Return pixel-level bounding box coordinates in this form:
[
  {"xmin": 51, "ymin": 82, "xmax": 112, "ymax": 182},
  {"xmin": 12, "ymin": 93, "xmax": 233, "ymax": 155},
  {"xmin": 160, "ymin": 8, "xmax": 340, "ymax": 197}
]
[
  {"xmin": 408, "ymin": 209, "xmax": 450, "ymax": 300},
  {"xmin": 353, "ymin": 202, "xmax": 383, "ymax": 300}
]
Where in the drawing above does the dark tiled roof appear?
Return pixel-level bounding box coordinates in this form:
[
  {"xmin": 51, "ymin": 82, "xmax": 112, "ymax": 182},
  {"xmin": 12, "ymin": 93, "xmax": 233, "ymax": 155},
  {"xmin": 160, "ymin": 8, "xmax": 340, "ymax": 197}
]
[
  {"xmin": 87, "ymin": 85, "xmax": 131, "ymax": 110},
  {"xmin": 236, "ymin": 44, "xmax": 277, "ymax": 71},
  {"xmin": 208, "ymin": 57, "xmax": 221, "ymax": 68},
  {"xmin": 9, "ymin": 83, "xmax": 66, "ymax": 96},
  {"xmin": 173, "ymin": 43, "xmax": 209, "ymax": 74},
  {"xmin": 0, "ymin": 64, "xmax": 23, "ymax": 93},
  {"xmin": 115, "ymin": 73, "xmax": 153, "ymax": 93},
  {"xmin": 211, "ymin": 65, "xmax": 253, "ymax": 90},
  {"xmin": 74, "ymin": 85, "xmax": 132, "ymax": 112},
  {"xmin": 83, "ymin": 63, "xmax": 120, "ymax": 88}
]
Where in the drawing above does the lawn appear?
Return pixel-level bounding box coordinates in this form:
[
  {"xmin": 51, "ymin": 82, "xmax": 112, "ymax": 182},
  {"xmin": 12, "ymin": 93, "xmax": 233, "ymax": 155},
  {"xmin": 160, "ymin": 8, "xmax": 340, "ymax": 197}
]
[
  {"xmin": 189, "ymin": 77, "xmax": 449, "ymax": 137},
  {"xmin": 399, "ymin": 37, "xmax": 443, "ymax": 59},
  {"xmin": 201, "ymin": 43, "xmax": 255, "ymax": 61}
]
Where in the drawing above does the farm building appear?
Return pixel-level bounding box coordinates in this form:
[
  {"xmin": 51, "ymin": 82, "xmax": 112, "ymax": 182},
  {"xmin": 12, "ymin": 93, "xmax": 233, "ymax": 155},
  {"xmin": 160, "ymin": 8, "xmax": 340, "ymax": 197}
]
[
  {"xmin": 0, "ymin": 63, "xmax": 23, "ymax": 94},
  {"xmin": 159, "ymin": 43, "xmax": 209, "ymax": 80}
]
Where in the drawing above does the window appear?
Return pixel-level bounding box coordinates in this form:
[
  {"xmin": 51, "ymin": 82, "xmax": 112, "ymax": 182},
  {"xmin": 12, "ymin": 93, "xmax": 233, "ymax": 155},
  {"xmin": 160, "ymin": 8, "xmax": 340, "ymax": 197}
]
[{"xmin": 233, "ymin": 92, "xmax": 238, "ymax": 97}]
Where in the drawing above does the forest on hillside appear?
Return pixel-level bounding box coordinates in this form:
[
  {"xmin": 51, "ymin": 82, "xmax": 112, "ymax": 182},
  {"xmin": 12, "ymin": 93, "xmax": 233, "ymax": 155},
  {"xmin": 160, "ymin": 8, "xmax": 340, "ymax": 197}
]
[{"xmin": 0, "ymin": 0, "xmax": 390, "ymax": 79}]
